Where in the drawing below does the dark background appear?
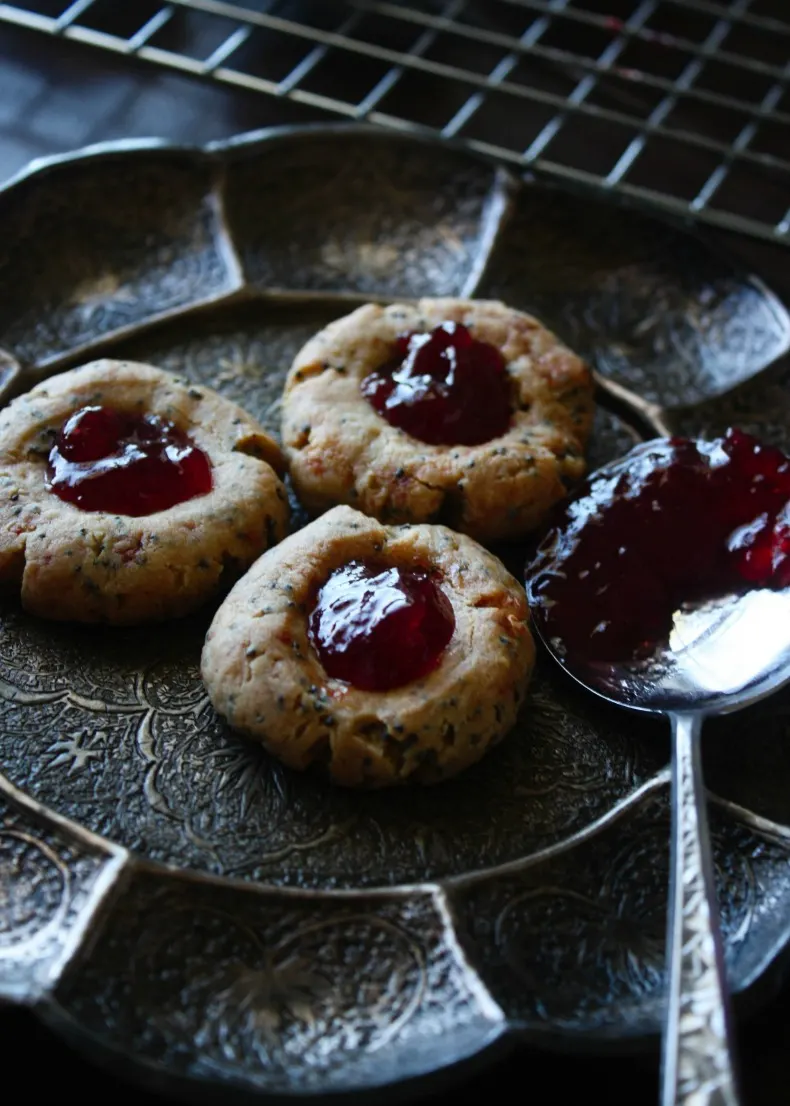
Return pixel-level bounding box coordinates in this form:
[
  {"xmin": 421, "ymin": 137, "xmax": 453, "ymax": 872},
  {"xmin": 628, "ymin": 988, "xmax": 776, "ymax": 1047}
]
[{"xmin": 1, "ymin": 2, "xmax": 790, "ymax": 1102}]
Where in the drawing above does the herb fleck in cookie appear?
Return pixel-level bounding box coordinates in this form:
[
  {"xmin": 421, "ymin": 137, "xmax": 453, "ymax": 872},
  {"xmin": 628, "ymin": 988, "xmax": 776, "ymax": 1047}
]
[
  {"xmin": 0, "ymin": 360, "xmax": 288, "ymax": 623},
  {"xmin": 201, "ymin": 505, "xmax": 535, "ymax": 788},
  {"xmin": 281, "ymin": 298, "xmax": 594, "ymax": 544}
]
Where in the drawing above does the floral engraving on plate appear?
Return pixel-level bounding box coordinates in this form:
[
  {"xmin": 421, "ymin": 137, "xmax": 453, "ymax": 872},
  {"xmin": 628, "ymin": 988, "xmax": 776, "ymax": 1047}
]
[
  {"xmin": 477, "ymin": 186, "xmax": 790, "ymax": 409},
  {"xmin": 0, "ymin": 829, "xmax": 67, "ymax": 949},
  {"xmin": 0, "ymin": 792, "xmax": 113, "ymax": 998},
  {"xmin": 56, "ymin": 874, "xmax": 498, "ymax": 1092},
  {"xmin": 0, "ymin": 590, "xmax": 666, "ymax": 887},
  {"xmin": 449, "ymin": 790, "xmax": 790, "ymax": 1039},
  {"xmin": 0, "ymin": 157, "xmax": 237, "ymax": 365},
  {"xmin": 222, "ymin": 135, "xmax": 501, "ymax": 297}
]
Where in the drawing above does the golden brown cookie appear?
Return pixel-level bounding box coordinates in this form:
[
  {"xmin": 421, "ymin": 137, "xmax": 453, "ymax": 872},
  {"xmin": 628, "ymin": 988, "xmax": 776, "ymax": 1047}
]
[
  {"xmin": 281, "ymin": 298, "xmax": 594, "ymax": 544},
  {"xmin": 0, "ymin": 360, "xmax": 289, "ymax": 623},
  {"xmin": 201, "ymin": 505, "xmax": 535, "ymax": 788}
]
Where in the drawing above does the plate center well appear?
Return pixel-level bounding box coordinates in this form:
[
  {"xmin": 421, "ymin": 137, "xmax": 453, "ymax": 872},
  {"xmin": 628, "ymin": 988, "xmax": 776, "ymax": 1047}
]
[{"xmin": 0, "ymin": 305, "xmax": 656, "ymax": 888}]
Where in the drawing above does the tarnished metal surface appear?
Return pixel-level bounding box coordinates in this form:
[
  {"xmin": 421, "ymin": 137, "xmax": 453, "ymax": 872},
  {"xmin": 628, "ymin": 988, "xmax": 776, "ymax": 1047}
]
[{"xmin": 1, "ymin": 126, "xmax": 790, "ymax": 1101}]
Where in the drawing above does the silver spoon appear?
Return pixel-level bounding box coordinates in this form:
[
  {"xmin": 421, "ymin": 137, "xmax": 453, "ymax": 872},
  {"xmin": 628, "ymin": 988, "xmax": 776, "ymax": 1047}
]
[{"xmin": 526, "ymin": 583, "xmax": 790, "ymax": 1106}]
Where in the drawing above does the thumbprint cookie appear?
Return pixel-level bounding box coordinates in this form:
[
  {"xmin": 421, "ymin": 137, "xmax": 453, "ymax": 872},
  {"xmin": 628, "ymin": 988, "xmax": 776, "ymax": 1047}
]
[
  {"xmin": 281, "ymin": 298, "xmax": 594, "ymax": 544},
  {"xmin": 201, "ymin": 505, "xmax": 535, "ymax": 788},
  {"xmin": 0, "ymin": 360, "xmax": 288, "ymax": 623}
]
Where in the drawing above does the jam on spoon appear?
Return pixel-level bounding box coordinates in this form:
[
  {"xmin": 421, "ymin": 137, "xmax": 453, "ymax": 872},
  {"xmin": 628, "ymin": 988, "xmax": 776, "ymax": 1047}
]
[
  {"xmin": 308, "ymin": 560, "xmax": 455, "ymax": 691},
  {"xmin": 526, "ymin": 428, "xmax": 790, "ymax": 664},
  {"xmin": 47, "ymin": 405, "xmax": 212, "ymax": 516},
  {"xmin": 361, "ymin": 321, "xmax": 512, "ymax": 446}
]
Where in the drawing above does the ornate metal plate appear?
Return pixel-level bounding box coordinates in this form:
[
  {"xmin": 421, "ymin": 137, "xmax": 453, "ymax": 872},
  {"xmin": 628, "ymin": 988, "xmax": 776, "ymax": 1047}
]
[{"xmin": 2, "ymin": 125, "xmax": 790, "ymax": 1101}]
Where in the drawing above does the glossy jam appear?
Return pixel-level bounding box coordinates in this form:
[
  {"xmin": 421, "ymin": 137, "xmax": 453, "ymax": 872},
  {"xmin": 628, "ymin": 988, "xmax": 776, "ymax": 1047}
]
[
  {"xmin": 308, "ymin": 561, "xmax": 455, "ymax": 691},
  {"xmin": 47, "ymin": 405, "xmax": 212, "ymax": 516},
  {"xmin": 361, "ymin": 321, "xmax": 512, "ymax": 445},
  {"xmin": 525, "ymin": 429, "xmax": 790, "ymax": 665}
]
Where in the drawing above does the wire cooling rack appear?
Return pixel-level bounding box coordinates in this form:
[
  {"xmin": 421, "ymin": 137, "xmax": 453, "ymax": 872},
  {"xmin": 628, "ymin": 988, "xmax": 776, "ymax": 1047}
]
[{"xmin": 1, "ymin": 0, "xmax": 788, "ymax": 246}]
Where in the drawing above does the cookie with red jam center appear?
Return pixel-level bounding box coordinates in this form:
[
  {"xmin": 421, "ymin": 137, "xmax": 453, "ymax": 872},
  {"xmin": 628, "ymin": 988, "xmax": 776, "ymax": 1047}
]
[
  {"xmin": 201, "ymin": 505, "xmax": 535, "ymax": 788},
  {"xmin": 281, "ymin": 298, "xmax": 594, "ymax": 545},
  {"xmin": 0, "ymin": 360, "xmax": 288, "ymax": 624}
]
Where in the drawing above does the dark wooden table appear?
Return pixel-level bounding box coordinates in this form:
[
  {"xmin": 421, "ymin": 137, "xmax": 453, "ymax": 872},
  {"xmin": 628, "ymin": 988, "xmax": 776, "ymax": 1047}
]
[{"xmin": 1, "ymin": 15, "xmax": 789, "ymax": 1106}]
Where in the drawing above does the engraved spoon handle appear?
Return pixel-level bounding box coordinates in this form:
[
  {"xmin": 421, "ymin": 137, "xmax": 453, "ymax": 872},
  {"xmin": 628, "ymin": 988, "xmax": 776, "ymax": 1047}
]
[{"xmin": 662, "ymin": 712, "xmax": 740, "ymax": 1106}]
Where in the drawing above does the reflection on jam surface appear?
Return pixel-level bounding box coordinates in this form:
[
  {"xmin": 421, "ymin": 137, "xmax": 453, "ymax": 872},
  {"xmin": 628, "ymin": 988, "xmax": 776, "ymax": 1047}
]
[
  {"xmin": 525, "ymin": 429, "xmax": 790, "ymax": 664},
  {"xmin": 308, "ymin": 560, "xmax": 455, "ymax": 691},
  {"xmin": 361, "ymin": 321, "xmax": 512, "ymax": 446},
  {"xmin": 47, "ymin": 405, "xmax": 212, "ymax": 516}
]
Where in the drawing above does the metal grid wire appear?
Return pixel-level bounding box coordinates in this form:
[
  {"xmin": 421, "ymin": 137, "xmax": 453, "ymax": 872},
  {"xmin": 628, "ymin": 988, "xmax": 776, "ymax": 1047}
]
[{"xmin": 1, "ymin": 0, "xmax": 789, "ymax": 245}]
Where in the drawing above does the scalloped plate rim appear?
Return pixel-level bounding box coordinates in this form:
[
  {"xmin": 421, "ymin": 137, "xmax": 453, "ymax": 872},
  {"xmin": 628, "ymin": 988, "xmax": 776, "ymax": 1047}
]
[{"xmin": 1, "ymin": 124, "xmax": 790, "ymax": 1089}]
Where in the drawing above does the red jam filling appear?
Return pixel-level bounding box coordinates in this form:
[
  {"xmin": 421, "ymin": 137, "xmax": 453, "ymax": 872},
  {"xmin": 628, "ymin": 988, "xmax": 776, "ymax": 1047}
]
[
  {"xmin": 525, "ymin": 429, "xmax": 790, "ymax": 665},
  {"xmin": 361, "ymin": 321, "xmax": 512, "ymax": 445},
  {"xmin": 47, "ymin": 405, "xmax": 212, "ymax": 516},
  {"xmin": 308, "ymin": 561, "xmax": 455, "ymax": 691}
]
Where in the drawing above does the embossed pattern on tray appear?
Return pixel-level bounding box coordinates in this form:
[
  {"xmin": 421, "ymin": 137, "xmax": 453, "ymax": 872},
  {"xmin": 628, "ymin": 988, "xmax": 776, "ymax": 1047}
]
[
  {"xmin": 1, "ymin": 127, "xmax": 790, "ymax": 1102},
  {"xmin": 53, "ymin": 870, "xmax": 502, "ymax": 1095},
  {"xmin": 222, "ymin": 134, "xmax": 505, "ymax": 299},
  {"xmin": 0, "ymin": 788, "xmax": 119, "ymax": 1003},
  {"xmin": 449, "ymin": 789, "xmax": 790, "ymax": 1041},
  {"xmin": 0, "ymin": 596, "xmax": 666, "ymax": 886},
  {"xmin": 475, "ymin": 186, "xmax": 790, "ymax": 409},
  {"xmin": 0, "ymin": 154, "xmax": 239, "ymax": 367}
]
